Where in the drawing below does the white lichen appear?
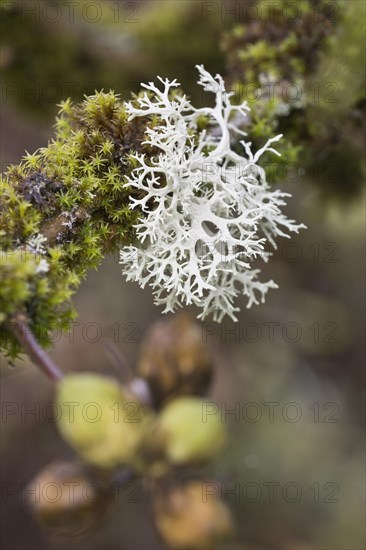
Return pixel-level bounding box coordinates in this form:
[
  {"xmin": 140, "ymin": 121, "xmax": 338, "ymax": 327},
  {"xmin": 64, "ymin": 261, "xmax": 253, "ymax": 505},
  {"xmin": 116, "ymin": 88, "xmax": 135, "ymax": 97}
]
[
  {"xmin": 25, "ymin": 234, "xmax": 49, "ymax": 274},
  {"xmin": 120, "ymin": 65, "xmax": 305, "ymax": 321},
  {"xmin": 26, "ymin": 234, "xmax": 47, "ymax": 254}
]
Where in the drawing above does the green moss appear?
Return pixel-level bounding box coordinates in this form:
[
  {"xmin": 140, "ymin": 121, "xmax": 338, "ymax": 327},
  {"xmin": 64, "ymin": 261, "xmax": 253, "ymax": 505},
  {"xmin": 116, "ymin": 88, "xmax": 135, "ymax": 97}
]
[
  {"xmin": 222, "ymin": 0, "xmax": 364, "ymax": 195},
  {"xmin": 0, "ymin": 91, "xmax": 153, "ymax": 358},
  {"xmin": 222, "ymin": 0, "xmax": 336, "ymax": 87}
]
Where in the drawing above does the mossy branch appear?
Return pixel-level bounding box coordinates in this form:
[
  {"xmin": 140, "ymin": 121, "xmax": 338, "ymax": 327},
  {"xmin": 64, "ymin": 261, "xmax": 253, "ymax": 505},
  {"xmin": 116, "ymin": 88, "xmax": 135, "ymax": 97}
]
[
  {"xmin": 0, "ymin": 91, "xmax": 154, "ymax": 358},
  {"xmin": 1, "ymin": 0, "xmax": 363, "ymax": 362},
  {"xmin": 221, "ymin": 0, "xmax": 364, "ymax": 194}
]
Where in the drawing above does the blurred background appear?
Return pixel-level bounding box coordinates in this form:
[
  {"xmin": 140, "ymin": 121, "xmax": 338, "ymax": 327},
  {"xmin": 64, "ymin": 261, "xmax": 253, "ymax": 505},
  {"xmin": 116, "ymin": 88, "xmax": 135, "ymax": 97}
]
[{"xmin": 0, "ymin": 1, "xmax": 365, "ymax": 549}]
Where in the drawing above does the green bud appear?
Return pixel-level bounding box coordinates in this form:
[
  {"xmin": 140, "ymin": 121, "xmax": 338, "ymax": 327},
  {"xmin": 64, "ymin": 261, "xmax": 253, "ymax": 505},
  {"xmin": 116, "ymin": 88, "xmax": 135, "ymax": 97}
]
[
  {"xmin": 56, "ymin": 373, "xmax": 146, "ymax": 469},
  {"xmin": 150, "ymin": 397, "xmax": 227, "ymax": 466}
]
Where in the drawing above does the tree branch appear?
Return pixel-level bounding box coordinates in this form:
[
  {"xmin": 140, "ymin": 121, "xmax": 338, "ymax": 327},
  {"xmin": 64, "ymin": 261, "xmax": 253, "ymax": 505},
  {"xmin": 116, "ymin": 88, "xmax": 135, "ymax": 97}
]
[{"xmin": 10, "ymin": 313, "xmax": 63, "ymax": 382}]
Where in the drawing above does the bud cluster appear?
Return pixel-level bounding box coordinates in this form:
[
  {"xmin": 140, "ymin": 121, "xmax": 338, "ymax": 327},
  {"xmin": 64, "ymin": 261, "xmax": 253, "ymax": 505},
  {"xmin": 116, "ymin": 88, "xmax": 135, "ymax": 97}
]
[{"xmin": 28, "ymin": 314, "xmax": 234, "ymax": 549}]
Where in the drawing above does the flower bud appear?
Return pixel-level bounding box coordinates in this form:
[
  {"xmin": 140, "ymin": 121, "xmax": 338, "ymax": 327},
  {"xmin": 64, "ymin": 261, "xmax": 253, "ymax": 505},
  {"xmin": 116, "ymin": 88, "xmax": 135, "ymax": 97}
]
[
  {"xmin": 154, "ymin": 481, "xmax": 233, "ymax": 550},
  {"xmin": 136, "ymin": 313, "xmax": 213, "ymax": 406},
  {"xmin": 28, "ymin": 461, "xmax": 108, "ymax": 535},
  {"xmin": 56, "ymin": 373, "xmax": 146, "ymax": 469},
  {"xmin": 148, "ymin": 397, "xmax": 226, "ymax": 466}
]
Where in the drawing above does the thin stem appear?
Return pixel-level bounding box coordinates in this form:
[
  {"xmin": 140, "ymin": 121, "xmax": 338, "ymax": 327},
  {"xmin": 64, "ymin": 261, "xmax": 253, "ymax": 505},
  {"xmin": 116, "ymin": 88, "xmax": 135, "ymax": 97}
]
[{"xmin": 10, "ymin": 313, "xmax": 63, "ymax": 382}]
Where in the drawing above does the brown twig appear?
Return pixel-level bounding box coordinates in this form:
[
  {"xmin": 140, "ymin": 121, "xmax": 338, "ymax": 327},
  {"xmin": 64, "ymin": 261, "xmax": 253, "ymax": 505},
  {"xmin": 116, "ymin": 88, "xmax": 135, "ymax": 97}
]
[{"xmin": 10, "ymin": 313, "xmax": 63, "ymax": 382}]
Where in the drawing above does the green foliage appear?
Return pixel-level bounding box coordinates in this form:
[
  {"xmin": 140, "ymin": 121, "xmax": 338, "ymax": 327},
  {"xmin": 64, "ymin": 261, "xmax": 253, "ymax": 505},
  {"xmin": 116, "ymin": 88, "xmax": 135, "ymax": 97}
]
[
  {"xmin": 0, "ymin": 3, "xmax": 144, "ymax": 118},
  {"xmin": 307, "ymin": 0, "xmax": 365, "ymax": 115},
  {"xmin": 0, "ymin": 1, "xmax": 226, "ymax": 118},
  {"xmin": 223, "ymin": 0, "xmax": 333, "ymax": 87},
  {"xmin": 222, "ymin": 0, "xmax": 365, "ymax": 194},
  {"xmin": 222, "ymin": 0, "xmax": 336, "ymax": 167},
  {"xmin": 0, "ymin": 91, "xmax": 151, "ymax": 358},
  {"xmin": 303, "ymin": 0, "xmax": 366, "ymax": 198}
]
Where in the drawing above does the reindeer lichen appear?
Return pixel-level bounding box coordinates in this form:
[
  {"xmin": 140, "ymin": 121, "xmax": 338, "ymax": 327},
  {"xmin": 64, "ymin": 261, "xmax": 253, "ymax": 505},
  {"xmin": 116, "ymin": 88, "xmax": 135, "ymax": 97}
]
[
  {"xmin": 120, "ymin": 66, "xmax": 305, "ymax": 321},
  {"xmin": 1, "ymin": 61, "xmax": 310, "ymax": 357}
]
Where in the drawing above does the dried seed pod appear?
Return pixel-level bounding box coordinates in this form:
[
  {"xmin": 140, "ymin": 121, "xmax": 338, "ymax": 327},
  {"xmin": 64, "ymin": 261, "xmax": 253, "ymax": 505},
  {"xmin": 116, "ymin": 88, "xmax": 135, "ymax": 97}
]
[
  {"xmin": 28, "ymin": 461, "xmax": 109, "ymax": 535},
  {"xmin": 154, "ymin": 480, "xmax": 234, "ymax": 550},
  {"xmin": 136, "ymin": 313, "xmax": 213, "ymax": 407},
  {"xmin": 56, "ymin": 373, "xmax": 147, "ymax": 469},
  {"xmin": 147, "ymin": 396, "xmax": 227, "ymax": 467}
]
